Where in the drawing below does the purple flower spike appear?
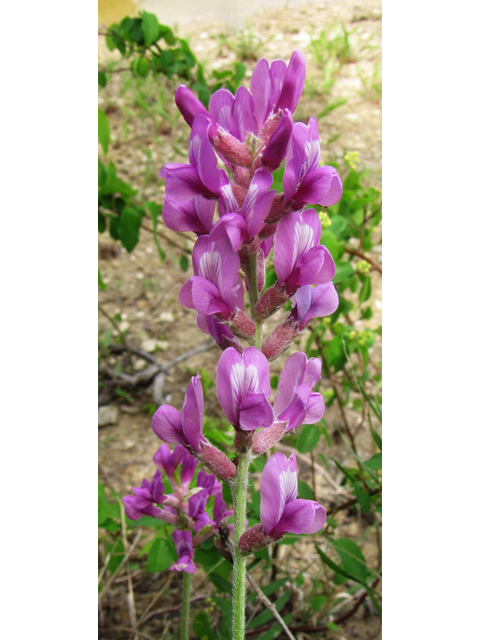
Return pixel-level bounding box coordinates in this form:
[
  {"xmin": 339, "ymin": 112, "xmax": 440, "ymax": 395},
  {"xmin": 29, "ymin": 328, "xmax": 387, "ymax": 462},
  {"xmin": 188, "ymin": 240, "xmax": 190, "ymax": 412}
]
[
  {"xmin": 160, "ymin": 115, "xmax": 229, "ymax": 202},
  {"xmin": 175, "ymin": 85, "xmax": 212, "ymax": 129},
  {"xmin": 291, "ymin": 283, "xmax": 339, "ymax": 330},
  {"xmin": 274, "ymin": 352, "xmax": 325, "ymax": 432},
  {"xmin": 260, "ymin": 452, "xmax": 326, "ymax": 538},
  {"xmin": 197, "ymin": 470, "xmax": 222, "ymax": 497},
  {"xmin": 283, "ymin": 118, "xmax": 342, "ymax": 207},
  {"xmin": 152, "ymin": 373, "xmax": 206, "ymax": 452},
  {"xmin": 209, "ymin": 86, "xmax": 258, "ymax": 142},
  {"xmin": 162, "ymin": 196, "xmax": 215, "ymax": 235},
  {"xmin": 274, "ymin": 209, "xmax": 336, "ymax": 293},
  {"xmin": 170, "ymin": 530, "xmax": 196, "ymax": 574},
  {"xmin": 216, "ymin": 346, "xmax": 273, "ymax": 431},
  {"xmin": 250, "ymin": 49, "xmax": 306, "ymax": 128}
]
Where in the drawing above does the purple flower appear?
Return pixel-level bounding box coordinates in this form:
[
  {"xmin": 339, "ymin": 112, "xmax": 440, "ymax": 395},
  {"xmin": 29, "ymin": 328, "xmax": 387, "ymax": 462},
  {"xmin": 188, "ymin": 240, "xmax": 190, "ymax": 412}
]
[
  {"xmin": 160, "ymin": 114, "xmax": 229, "ymax": 201},
  {"xmin": 153, "ymin": 444, "xmax": 198, "ymax": 497},
  {"xmin": 290, "ymin": 283, "xmax": 339, "ymax": 330},
  {"xmin": 175, "ymin": 85, "xmax": 212, "ymax": 129},
  {"xmin": 170, "ymin": 530, "xmax": 196, "ymax": 574},
  {"xmin": 216, "ymin": 346, "xmax": 273, "ymax": 431},
  {"xmin": 179, "ymin": 235, "xmax": 244, "ymax": 319},
  {"xmin": 283, "ymin": 118, "xmax": 342, "ymax": 207},
  {"xmin": 197, "ymin": 313, "xmax": 244, "ymax": 353},
  {"xmin": 162, "ymin": 196, "xmax": 215, "ymax": 235},
  {"xmin": 123, "ymin": 471, "xmax": 178, "ymax": 524},
  {"xmin": 274, "ymin": 209, "xmax": 336, "ymax": 293},
  {"xmin": 212, "ymin": 169, "xmax": 276, "ymax": 249},
  {"xmin": 250, "ymin": 50, "xmax": 306, "ymax": 129},
  {"xmin": 260, "ymin": 452, "xmax": 326, "ymax": 538},
  {"xmin": 273, "ymin": 352, "xmax": 325, "ymax": 432},
  {"xmin": 209, "ymin": 86, "xmax": 258, "ymax": 142},
  {"xmin": 152, "ymin": 373, "xmax": 206, "ymax": 452},
  {"xmin": 261, "ymin": 109, "xmax": 293, "ymax": 171}
]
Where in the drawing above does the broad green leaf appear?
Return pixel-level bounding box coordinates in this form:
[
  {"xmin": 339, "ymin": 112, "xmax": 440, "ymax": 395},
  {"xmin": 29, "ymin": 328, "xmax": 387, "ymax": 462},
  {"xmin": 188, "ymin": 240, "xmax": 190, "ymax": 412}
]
[
  {"xmin": 325, "ymin": 335, "xmax": 347, "ymax": 372},
  {"xmin": 331, "ymin": 538, "xmax": 368, "ymax": 583},
  {"xmin": 146, "ymin": 538, "xmax": 175, "ymax": 573},
  {"xmin": 333, "ymin": 261, "xmax": 355, "ymax": 284},
  {"xmin": 137, "ymin": 56, "xmax": 149, "ymax": 78},
  {"xmin": 298, "ymin": 481, "xmax": 314, "ymax": 500},
  {"xmin": 209, "ymin": 572, "xmax": 232, "ymax": 594},
  {"xmin": 141, "ymin": 12, "xmax": 160, "ymax": 46},
  {"xmin": 193, "ymin": 612, "xmax": 218, "ymax": 640},
  {"xmin": 98, "ymin": 108, "xmax": 110, "ymax": 155},
  {"xmin": 321, "ymin": 229, "xmax": 343, "ymax": 261},
  {"xmin": 98, "ymin": 268, "xmax": 107, "ymax": 291},
  {"xmin": 119, "ymin": 207, "xmax": 142, "ymax": 253},
  {"xmin": 179, "ymin": 254, "xmax": 189, "ymax": 272},
  {"xmin": 310, "ymin": 594, "xmax": 327, "ymax": 612},
  {"xmin": 98, "ymin": 71, "xmax": 107, "ymax": 87},
  {"xmin": 359, "ymin": 275, "xmax": 372, "ymax": 303},
  {"xmin": 364, "ymin": 453, "xmax": 382, "ymax": 470},
  {"xmin": 106, "ymin": 539, "xmax": 125, "ymax": 573},
  {"xmin": 298, "ymin": 424, "xmax": 321, "ymax": 453},
  {"xmin": 248, "ymin": 591, "xmax": 291, "ymax": 629}
]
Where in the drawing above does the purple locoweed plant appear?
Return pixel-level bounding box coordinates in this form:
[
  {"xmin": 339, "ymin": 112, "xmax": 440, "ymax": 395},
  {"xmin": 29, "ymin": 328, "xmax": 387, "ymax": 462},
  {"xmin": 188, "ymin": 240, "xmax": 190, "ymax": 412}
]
[{"xmin": 124, "ymin": 48, "xmax": 342, "ymax": 640}]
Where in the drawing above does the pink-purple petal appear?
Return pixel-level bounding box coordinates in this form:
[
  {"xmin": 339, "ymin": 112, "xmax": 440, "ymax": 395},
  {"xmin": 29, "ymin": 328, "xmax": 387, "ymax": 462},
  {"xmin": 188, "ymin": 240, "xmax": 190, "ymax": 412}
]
[
  {"xmin": 152, "ymin": 405, "xmax": 186, "ymax": 446},
  {"xmin": 238, "ymin": 392, "xmax": 274, "ymax": 430}
]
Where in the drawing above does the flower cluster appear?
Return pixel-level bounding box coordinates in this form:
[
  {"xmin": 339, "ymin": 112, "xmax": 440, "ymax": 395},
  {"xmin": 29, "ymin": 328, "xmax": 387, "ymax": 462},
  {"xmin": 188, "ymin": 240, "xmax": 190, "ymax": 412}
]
[
  {"xmin": 123, "ymin": 444, "xmax": 232, "ymax": 573},
  {"xmin": 161, "ymin": 49, "xmax": 341, "ymax": 359},
  {"xmin": 124, "ymin": 49, "xmax": 342, "ymax": 581}
]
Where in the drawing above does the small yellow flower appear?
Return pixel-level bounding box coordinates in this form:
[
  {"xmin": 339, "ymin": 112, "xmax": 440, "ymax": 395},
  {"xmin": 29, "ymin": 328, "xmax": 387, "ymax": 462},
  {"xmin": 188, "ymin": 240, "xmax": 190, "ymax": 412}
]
[
  {"xmin": 344, "ymin": 151, "xmax": 359, "ymax": 170},
  {"xmin": 356, "ymin": 260, "xmax": 370, "ymax": 275},
  {"xmin": 319, "ymin": 209, "xmax": 332, "ymax": 227}
]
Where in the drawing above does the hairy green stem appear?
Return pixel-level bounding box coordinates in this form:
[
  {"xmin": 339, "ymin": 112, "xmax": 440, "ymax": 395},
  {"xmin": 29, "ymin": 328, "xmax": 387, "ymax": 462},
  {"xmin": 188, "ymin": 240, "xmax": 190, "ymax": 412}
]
[
  {"xmin": 181, "ymin": 571, "xmax": 191, "ymax": 640},
  {"xmin": 245, "ymin": 251, "xmax": 263, "ymax": 348},
  {"xmin": 232, "ymin": 448, "xmax": 252, "ymax": 640}
]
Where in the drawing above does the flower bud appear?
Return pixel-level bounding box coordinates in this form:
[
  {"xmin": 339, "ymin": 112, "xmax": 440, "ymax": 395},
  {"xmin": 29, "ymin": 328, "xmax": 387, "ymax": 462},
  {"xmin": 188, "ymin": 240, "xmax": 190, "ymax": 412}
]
[
  {"xmin": 228, "ymin": 309, "xmax": 256, "ymax": 338},
  {"xmin": 198, "ymin": 441, "xmax": 237, "ymax": 482},
  {"xmin": 252, "ymin": 420, "xmax": 288, "ymax": 455},
  {"xmin": 255, "ymin": 283, "xmax": 290, "ymax": 319},
  {"xmin": 238, "ymin": 523, "xmax": 269, "ymax": 553},
  {"xmin": 261, "ymin": 110, "xmax": 293, "ymax": 171},
  {"xmin": 261, "ymin": 319, "xmax": 298, "ymax": 361},
  {"xmin": 175, "ymin": 85, "xmax": 211, "ymax": 129},
  {"xmin": 211, "ymin": 129, "xmax": 253, "ymax": 167}
]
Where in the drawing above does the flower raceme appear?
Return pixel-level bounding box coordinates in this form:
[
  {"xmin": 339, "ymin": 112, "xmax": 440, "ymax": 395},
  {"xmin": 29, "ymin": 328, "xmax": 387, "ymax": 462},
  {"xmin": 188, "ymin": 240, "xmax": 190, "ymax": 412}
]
[{"xmin": 238, "ymin": 452, "xmax": 326, "ymax": 552}]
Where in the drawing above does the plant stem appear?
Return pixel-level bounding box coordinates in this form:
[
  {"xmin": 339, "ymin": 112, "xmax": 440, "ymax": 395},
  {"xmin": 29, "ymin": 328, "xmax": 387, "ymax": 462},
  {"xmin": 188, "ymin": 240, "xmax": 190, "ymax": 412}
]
[
  {"xmin": 245, "ymin": 251, "xmax": 263, "ymax": 348},
  {"xmin": 232, "ymin": 448, "xmax": 252, "ymax": 640},
  {"xmin": 181, "ymin": 571, "xmax": 191, "ymax": 640}
]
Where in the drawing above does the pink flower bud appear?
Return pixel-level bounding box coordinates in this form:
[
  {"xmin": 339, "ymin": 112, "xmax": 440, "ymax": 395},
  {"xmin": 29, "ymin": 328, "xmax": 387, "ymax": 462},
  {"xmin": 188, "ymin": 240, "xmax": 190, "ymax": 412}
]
[
  {"xmin": 197, "ymin": 441, "xmax": 237, "ymax": 482},
  {"xmin": 255, "ymin": 283, "xmax": 290, "ymax": 319},
  {"xmin": 211, "ymin": 129, "xmax": 253, "ymax": 167},
  {"xmin": 261, "ymin": 319, "xmax": 298, "ymax": 361},
  {"xmin": 228, "ymin": 308, "xmax": 256, "ymax": 338},
  {"xmin": 238, "ymin": 523, "xmax": 269, "ymax": 553},
  {"xmin": 252, "ymin": 420, "xmax": 288, "ymax": 455}
]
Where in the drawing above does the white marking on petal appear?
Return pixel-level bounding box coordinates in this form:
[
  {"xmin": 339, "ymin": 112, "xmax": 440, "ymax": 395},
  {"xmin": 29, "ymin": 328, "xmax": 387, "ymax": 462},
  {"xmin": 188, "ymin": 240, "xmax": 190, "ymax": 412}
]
[
  {"xmin": 279, "ymin": 468, "xmax": 297, "ymax": 504},
  {"xmin": 241, "ymin": 183, "xmax": 259, "ymax": 226},
  {"xmin": 294, "ymin": 220, "xmax": 314, "ymax": 261},
  {"xmin": 198, "ymin": 247, "xmax": 222, "ymax": 285}
]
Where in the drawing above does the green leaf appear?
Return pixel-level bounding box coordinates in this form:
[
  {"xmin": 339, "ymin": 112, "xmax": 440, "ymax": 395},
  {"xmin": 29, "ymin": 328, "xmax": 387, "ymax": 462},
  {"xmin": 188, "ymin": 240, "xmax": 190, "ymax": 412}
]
[
  {"xmin": 321, "ymin": 229, "xmax": 343, "ymax": 261},
  {"xmin": 146, "ymin": 538, "xmax": 175, "ymax": 573},
  {"xmin": 98, "ymin": 71, "xmax": 107, "ymax": 87},
  {"xmin": 359, "ymin": 275, "xmax": 372, "ymax": 303},
  {"xmin": 298, "ymin": 424, "xmax": 321, "ymax": 453},
  {"xmin": 137, "ymin": 56, "xmax": 149, "ymax": 78},
  {"xmin": 193, "ymin": 612, "xmax": 218, "ymax": 640},
  {"xmin": 310, "ymin": 594, "xmax": 327, "ymax": 612},
  {"xmin": 331, "ymin": 538, "xmax": 367, "ymax": 583},
  {"xmin": 364, "ymin": 453, "xmax": 382, "ymax": 470},
  {"xmin": 119, "ymin": 207, "xmax": 142, "ymax": 252},
  {"xmin": 209, "ymin": 572, "xmax": 232, "ymax": 594},
  {"xmin": 106, "ymin": 539, "xmax": 125, "ymax": 573},
  {"xmin": 325, "ymin": 335, "xmax": 347, "ymax": 372},
  {"xmin": 333, "ymin": 261, "xmax": 355, "ymax": 284},
  {"xmin": 98, "ymin": 108, "xmax": 110, "ymax": 155},
  {"xmin": 98, "ymin": 268, "xmax": 107, "ymax": 291},
  {"xmin": 298, "ymin": 481, "xmax": 314, "ymax": 500},
  {"xmin": 371, "ymin": 427, "xmax": 382, "ymax": 451},
  {"xmin": 179, "ymin": 254, "xmax": 189, "ymax": 272},
  {"xmin": 248, "ymin": 591, "xmax": 291, "ymax": 629},
  {"xmin": 141, "ymin": 12, "xmax": 161, "ymax": 46}
]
